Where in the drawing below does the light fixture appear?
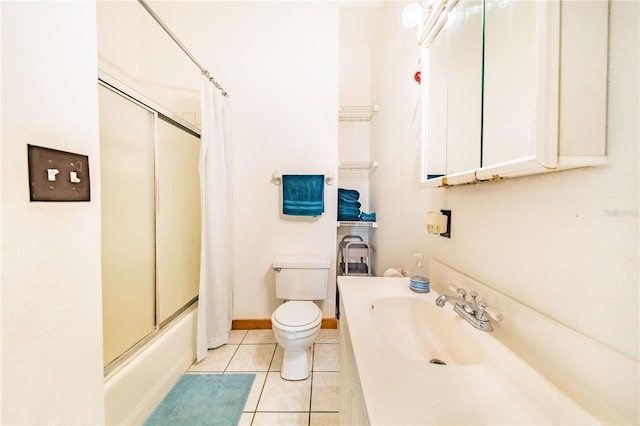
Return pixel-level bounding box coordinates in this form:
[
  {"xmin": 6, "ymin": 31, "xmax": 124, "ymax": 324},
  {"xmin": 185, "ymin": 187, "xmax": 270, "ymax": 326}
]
[{"xmin": 402, "ymin": 2, "xmax": 424, "ymax": 29}]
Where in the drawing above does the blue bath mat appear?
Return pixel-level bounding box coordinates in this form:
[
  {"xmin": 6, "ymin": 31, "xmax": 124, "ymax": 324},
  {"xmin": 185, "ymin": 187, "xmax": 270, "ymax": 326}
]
[{"xmin": 143, "ymin": 373, "xmax": 255, "ymax": 426}]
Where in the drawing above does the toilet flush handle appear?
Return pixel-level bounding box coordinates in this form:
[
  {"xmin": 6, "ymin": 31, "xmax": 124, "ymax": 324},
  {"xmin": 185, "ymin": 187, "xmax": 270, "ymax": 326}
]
[{"xmin": 273, "ymin": 267, "xmax": 282, "ymax": 272}]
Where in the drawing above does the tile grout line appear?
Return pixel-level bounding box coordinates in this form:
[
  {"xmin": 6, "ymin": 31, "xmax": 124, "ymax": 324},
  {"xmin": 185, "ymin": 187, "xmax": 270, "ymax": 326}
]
[
  {"xmin": 246, "ymin": 339, "xmax": 279, "ymax": 420},
  {"xmin": 307, "ymin": 344, "xmax": 316, "ymax": 426},
  {"xmin": 224, "ymin": 330, "xmax": 340, "ymax": 424},
  {"xmin": 223, "ymin": 343, "xmax": 242, "ymax": 373}
]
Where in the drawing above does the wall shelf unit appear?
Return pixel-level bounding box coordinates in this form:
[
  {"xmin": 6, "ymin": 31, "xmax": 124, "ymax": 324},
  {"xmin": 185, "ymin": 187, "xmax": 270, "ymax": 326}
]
[
  {"xmin": 337, "ymin": 160, "xmax": 378, "ymax": 228},
  {"xmin": 337, "ymin": 221, "xmax": 378, "ymax": 228},
  {"xmin": 338, "ymin": 105, "xmax": 379, "ymax": 122},
  {"xmin": 338, "ymin": 160, "xmax": 378, "ymax": 169}
]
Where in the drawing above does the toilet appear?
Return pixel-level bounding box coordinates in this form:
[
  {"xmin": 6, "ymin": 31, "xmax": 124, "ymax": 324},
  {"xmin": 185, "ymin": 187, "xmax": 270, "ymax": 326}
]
[{"xmin": 271, "ymin": 256, "xmax": 330, "ymax": 380}]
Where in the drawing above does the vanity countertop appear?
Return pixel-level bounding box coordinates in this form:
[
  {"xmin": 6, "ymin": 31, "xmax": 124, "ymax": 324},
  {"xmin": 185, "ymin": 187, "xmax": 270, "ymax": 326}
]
[{"xmin": 337, "ymin": 276, "xmax": 611, "ymax": 425}]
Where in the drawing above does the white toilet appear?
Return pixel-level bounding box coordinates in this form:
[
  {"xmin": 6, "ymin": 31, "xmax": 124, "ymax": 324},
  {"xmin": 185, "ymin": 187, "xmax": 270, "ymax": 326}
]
[{"xmin": 271, "ymin": 256, "xmax": 330, "ymax": 380}]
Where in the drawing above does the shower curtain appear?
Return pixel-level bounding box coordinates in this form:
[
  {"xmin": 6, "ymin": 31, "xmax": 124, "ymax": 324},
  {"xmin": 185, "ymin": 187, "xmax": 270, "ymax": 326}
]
[{"xmin": 196, "ymin": 80, "xmax": 233, "ymax": 362}]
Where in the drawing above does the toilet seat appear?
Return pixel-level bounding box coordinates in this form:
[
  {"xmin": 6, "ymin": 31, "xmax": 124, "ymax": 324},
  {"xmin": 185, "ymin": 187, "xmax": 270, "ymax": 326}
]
[{"xmin": 272, "ymin": 301, "xmax": 321, "ymax": 333}]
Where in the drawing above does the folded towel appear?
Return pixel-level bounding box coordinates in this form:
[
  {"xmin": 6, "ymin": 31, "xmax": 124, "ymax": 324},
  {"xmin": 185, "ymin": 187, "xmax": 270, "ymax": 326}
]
[
  {"xmin": 338, "ymin": 207, "xmax": 361, "ymax": 217},
  {"xmin": 282, "ymin": 174, "xmax": 324, "ymax": 217},
  {"xmin": 361, "ymin": 212, "xmax": 376, "ymax": 222},
  {"xmin": 338, "ymin": 213, "xmax": 361, "ymax": 221},
  {"xmin": 338, "ymin": 194, "xmax": 359, "ymax": 203},
  {"xmin": 338, "ymin": 188, "xmax": 360, "ymax": 203},
  {"xmin": 338, "ymin": 202, "xmax": 361, "ymax": 211}
]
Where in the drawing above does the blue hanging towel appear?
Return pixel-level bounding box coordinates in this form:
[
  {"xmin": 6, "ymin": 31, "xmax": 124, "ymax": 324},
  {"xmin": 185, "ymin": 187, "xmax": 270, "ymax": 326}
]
[{"xmin": 282, "ymin": 174, "xmax": 325, "ymax": 217}]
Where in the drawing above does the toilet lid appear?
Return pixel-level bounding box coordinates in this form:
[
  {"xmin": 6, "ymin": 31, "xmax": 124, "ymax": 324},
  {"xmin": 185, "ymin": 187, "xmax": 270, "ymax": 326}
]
[{"xmin": 273, "ymin": 301, "xmax": 321, "ymax": 327}]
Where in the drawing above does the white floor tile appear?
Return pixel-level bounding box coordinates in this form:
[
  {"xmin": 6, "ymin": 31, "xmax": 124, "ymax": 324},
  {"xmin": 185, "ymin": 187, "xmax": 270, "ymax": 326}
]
[
  {"xmin": 270, "ymin": 345, "xmax": 284, "ymax": 372},
  {"xmin": 316, "ymin": 328, "xmax": 340, "ymax": 344},
  {"xmin": 200, "ymin": 331, "xmax": 343, "ymax": 424},
  {"xmin": 310, "ymin": 412, "xmax": 340, "ymax": 426},
  {"xmin": 244, "ymin": 329, "xmax": 277, "ymax": 344},
  {"xmin": 252, "ymin": 412, "xmax": 309, "ymax": 426},
  {"xmin": 313, "ymin": 344, "xmax": 340, "ymax": 372},
  {"xmin": 229, "ymin": 329, "xmax": 248, "ymax": 344},
  {"xmin": 188, "ymin": 344, "xmax": 238, "ymax": 372},
  {"xmin": 238, "ymin": 412, "xmax": 254, "ymax": 426},
  {"xmin": 257, "ymin": 372, "xmax": 312, "ymax": 412},
  {"xmin": 227, "ymin": 344, "xmax": 276, "ymax": 372},
  {"xmin": 311, "ymin": 372, "xmax": 340, "ymax": 412}
]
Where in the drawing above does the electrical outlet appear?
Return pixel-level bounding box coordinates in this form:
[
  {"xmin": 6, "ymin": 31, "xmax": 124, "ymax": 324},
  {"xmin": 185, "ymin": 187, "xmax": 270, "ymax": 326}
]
[
  {"xmin": 27, "ymin": 144, "xmax": 90, "ymax": 202},
  {"xmin": 440, "ymin": 209, "xmax": 451, "ymax": 238}
]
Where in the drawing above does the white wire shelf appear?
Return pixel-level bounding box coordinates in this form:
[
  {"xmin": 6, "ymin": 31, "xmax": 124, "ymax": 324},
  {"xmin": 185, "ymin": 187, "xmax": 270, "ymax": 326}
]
[
  {"xmin": 338, "ymin": 105, "xmax": 379, "ymax": 121},
  {"xmin": 338, "ymin": 160, "xmax": 378, "ymax": 170},
  {"xmin": 337, "ymin": 221, "xmax": 378, "ymax": 228}
]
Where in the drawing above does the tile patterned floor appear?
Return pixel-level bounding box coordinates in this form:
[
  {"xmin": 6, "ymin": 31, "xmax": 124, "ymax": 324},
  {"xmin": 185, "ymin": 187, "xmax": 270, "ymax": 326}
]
[{"xmin": 188, "ymin": 328, "xmax": 341, "ymax": 426}]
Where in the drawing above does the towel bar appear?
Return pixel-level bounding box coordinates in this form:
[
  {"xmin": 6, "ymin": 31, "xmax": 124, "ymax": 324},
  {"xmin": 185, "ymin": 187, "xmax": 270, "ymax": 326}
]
[{"xmin": 272, "ymin": 171, "xmax": 334, "ymax": 186}]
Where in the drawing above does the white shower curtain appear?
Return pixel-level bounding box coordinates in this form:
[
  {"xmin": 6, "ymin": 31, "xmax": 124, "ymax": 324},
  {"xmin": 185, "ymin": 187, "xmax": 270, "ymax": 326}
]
[{"xmin": 196, "ymin": 80, "xmax": 233, "ymax": 362}]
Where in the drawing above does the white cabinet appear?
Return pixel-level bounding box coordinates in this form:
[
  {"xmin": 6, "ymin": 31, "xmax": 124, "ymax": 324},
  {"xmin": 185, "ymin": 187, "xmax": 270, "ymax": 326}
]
[
  {"xmin": 339, "ymin": 299, "xmax": 370, "ymax": 426},
  {"xmin": 421, "ymin": 0, "xmax": 609, "ymax": 187},
  {"xmin": 422, "ymin": 0, "xmax": 483, "ymax": 178},
  {"xmin": 482, "ymin": 0, "xmax": 538, "ymax": 167},
  {"xmin": 444, "ymin": 0, "xmax": 483, "ymax": 175}
]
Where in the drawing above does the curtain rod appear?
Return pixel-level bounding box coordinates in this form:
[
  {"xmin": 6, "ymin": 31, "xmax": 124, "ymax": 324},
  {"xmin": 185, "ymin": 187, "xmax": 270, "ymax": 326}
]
[{"xmin": 137, "ymin": 0, "xmax": 229, "ymax": 98}]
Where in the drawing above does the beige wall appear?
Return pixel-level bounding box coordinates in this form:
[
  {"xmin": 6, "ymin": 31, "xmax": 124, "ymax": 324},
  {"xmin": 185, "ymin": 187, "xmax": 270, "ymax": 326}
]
[
  {"xmin": 370, "ymin": 1, "xmax": 638, "ymax": 362},
  {"xmin": 1, "ymin": 1, "xmax": 105, "ymax": 424}
]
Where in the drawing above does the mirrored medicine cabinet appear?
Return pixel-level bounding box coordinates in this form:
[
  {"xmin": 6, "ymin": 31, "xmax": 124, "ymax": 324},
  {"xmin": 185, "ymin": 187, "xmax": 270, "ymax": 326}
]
[{"xmin": 419, "ymin": 0, "xmax": 609, "ymax": 188}]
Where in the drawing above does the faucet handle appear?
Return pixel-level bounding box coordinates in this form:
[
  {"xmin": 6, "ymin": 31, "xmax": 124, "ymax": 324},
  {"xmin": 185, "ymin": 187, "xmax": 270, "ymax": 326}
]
[
  {"xmin": 456, "ymin": 288, "xmax": 467, "ymax": 300},
  {"xmin": 476, "ymin": 301, "xmax": 503, "ymax": 322}
]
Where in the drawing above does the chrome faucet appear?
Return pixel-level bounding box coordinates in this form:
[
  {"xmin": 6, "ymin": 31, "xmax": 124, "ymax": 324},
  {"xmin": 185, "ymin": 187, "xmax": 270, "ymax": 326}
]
[{"xmin": 435, "ymin": 287, "xmax": 502, "ymax": 332}]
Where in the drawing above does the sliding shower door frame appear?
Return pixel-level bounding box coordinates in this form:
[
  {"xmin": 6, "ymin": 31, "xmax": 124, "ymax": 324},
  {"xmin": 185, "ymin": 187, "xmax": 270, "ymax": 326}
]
[{"xmin": 99, "ymin": 71, "xmax": 201, "ymax": 377}]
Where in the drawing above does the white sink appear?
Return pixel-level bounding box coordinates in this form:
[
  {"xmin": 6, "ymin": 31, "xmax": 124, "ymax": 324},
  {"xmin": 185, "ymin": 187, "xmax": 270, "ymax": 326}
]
[
  {"xmin": 338, "ymin": 276, "xmax": 606, "ymax": 425},
  {"xmin": 370, "ymin": 296, "xmax": 485, "ymax": 366}
]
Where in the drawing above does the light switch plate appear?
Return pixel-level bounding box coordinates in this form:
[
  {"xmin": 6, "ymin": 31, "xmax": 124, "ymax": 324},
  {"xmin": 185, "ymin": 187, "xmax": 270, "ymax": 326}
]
[{"xmin": 27, "ymin": 144, "xmax": 91, "ymax": 202}]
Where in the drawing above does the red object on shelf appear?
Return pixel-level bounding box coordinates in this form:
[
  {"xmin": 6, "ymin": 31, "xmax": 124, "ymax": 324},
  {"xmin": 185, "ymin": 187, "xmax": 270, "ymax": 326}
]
[{"xmin": 414, "ymin": 71, "xmax": 421, "ymax": 84}]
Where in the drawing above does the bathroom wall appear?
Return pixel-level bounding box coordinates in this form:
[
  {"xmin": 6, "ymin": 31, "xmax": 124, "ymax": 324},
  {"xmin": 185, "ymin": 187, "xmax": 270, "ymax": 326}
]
[
  {"xmin": 337, "ymin": 6, "xmax": 379, "ymax": 251},
  {"xmin": 1, "ymin": 2, "xmax": 106, "ymax": 424},
  {"xmin": 371, "ymin": 0, "xmax": 638, "ymax": 365},
  {"xmin": 369, "ymin": 1, "xmax": 444, "ymax": 272},
  {"xmin": 98, "ymin": 1, "xmax": 341, "ymax": 320}
]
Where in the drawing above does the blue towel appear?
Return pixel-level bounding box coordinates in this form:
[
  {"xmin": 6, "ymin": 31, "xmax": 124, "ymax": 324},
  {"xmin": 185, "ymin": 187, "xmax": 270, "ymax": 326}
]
[
  {"xmin": 338, "ymin": 201, "xmax": 361, "ymax": 209},
  {"xmin": 361, "ymin": 212, "xmax": 376, "ymax": 222},
  {"xmin": 338, "ymin": 213, "xmax": 360, "ymax": 221},
  {"xmin": 338, "ymin": 188, "xmax": 360, "ymax": 203},
  {"xmin": 338, "ymin": 206, "xmax": 361, "ymax": 215},
  {"xmin": 282, "ymin": 174, "xmax": 325, "ymax": 217}
]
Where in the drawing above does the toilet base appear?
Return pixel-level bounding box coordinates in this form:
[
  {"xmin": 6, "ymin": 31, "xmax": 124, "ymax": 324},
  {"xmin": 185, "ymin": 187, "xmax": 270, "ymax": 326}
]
[{"xmin": 280, "ymin": 346, "xmax": 312, "ymax": 381}]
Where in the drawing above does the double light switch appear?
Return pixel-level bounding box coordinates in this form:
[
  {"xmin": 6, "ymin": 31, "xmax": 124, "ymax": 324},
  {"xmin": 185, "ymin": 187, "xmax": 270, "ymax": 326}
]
[
  {"xmin": 46, "ymin": 168, "xmax": 81, "ymax": 183},
  {"xmin": 28, "ymin": 144, "xmax": 91, "ymax": 201}
]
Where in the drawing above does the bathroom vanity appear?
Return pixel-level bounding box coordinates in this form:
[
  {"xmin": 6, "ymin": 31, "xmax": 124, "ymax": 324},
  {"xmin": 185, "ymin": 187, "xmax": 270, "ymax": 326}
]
[{"xmin": 337, "ymin": 265, "xmax": 638, "ymax": 425}]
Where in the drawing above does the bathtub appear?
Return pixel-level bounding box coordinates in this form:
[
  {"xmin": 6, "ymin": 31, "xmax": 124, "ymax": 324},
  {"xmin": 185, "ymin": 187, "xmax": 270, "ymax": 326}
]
[{"xmin": 103, "ymin": 304, "xmax": 197, "ymax": 425}]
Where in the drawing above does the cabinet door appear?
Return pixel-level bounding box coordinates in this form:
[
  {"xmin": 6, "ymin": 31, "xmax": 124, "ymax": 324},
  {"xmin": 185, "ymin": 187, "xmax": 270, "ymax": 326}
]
[
  {"xmin": 423, "ymin": 29, "xmax": 448, "ymax": 178},
  {"xmin": 445, "ymin": 0, "xmax": 483, "ymax": 175},
  {"xmin": 482, "ymin": 0, "xmax": 538, "ymax": 167},
  {"xmin": 155, "ymin": 119, "xmax": 201, "ymax": 324},
  {"xmin": 99, "ymin": 85, "xmax": 156, "ymax": 367},
  {"xmin": 423, "ymin": 0, "xmax": 483, "ymax": 180}
]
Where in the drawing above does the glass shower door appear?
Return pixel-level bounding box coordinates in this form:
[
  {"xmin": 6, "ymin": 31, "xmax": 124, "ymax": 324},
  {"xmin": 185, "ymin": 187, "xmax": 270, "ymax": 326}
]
[{"xmin": 99, "ymin": 84, "xmax": 156, "ymax": 367}]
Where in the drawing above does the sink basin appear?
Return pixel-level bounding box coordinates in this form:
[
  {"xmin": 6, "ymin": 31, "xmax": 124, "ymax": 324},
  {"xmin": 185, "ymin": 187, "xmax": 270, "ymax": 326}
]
[{"xmin": 370, "ymin": 296, "xmax": 485, "ymax": 366}]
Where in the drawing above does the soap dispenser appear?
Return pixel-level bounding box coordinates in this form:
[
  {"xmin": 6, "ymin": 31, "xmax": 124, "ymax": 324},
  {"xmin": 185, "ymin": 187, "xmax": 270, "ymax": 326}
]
[{"xmin": 409, "ymin": 253, "xmax": 430, "ymax": 293}]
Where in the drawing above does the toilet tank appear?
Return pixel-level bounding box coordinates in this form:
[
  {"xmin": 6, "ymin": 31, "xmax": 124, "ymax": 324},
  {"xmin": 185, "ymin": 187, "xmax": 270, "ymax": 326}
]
[{"xmin": 273, "ymin": 256, "xmax": 330, "ymax": 300}]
